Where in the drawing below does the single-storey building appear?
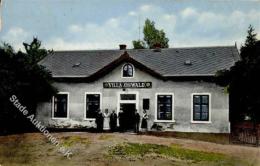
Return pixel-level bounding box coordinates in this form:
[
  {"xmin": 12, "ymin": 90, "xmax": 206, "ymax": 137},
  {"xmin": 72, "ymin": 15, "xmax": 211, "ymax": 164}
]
[{"xmin": 36, "ymin": 45, "xmax": 239, "ymax": 133}]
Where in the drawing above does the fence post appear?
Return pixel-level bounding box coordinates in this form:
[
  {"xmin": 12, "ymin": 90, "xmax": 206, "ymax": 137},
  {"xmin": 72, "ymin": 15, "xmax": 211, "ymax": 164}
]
[{"xmin": 256, "ymin": 125, "xmax": 259, "ymax": 147}]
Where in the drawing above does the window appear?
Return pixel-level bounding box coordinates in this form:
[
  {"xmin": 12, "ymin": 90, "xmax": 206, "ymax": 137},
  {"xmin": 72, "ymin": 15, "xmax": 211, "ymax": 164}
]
[
  {"xmin": 117, "ymin": 92, "xmax": 139, "ymax": 116},
  {"xmin": 192, "ymin": 94, "xmax": 210, "ymax": 121},
  {"xmin": 156, "ymin": 94, "xmax": 173, "ymax": 121},
  {"xmin": 120, "ymin": 94, "xmax": 136, "ymax": 100},
  {"xmin": 52, "ymin": 93, "xmax": 68, "ymax": 118},
  {"xmin": 143, "ymin": 99, "xmax": 150, "ymax": 110},
  {"xmin": 86, "ymin": 93, "xmax": 101, "ymax": 119},
  {"xmin": 122, "ymin": 63, "xmax": 134, "ymax": 77}
]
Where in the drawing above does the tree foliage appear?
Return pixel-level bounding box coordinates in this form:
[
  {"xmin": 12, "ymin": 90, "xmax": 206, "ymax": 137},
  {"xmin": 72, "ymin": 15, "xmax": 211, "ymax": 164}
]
[
  {"xmin": 132, "ymin": 19, "xmax": 169, "ymax": 49},
  {"xmin": 23, "ymin": 37, "xmax": 53, "ymax": 64},
  {"xmin": 132, "ymin": 40, "xmax": 146, "ymax": 49},
  {"xmin": 240, "ymin": 25, "xmax": 258, "ymax": 62},
  {"xmin": 0, "ymin": 38, "xmax": 56, "ymax": 134},
  {"xmin": 216, "ymin": 25, "xmax": 260, "ymax": 123}
]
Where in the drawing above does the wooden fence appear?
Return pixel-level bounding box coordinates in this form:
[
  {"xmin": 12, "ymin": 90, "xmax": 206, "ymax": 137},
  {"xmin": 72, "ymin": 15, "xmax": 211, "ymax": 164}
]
[{"xmin": 230, "ymin": 122, "xmax": 260, "ymax": 146}]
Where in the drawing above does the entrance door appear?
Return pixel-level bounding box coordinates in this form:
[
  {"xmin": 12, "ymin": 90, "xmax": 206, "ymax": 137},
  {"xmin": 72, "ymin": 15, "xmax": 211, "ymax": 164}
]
[
  {"xmin": 118, "ymin": 92, "xmax": 139, "ymax": 132},
  {"xmin": 120, "ymin": 103, "xmax": 136, "ymax": 131}
]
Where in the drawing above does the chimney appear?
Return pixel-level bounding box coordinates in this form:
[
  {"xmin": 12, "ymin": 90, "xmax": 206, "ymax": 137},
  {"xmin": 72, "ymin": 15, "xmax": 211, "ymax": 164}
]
[
  {"xmin": 184, "ymin": 60, "xmax": 192, "ymax": 65},
  {"xmin": 153, "ymin": 43, "xmax": 161, "ymax": 52},
  {"xmin": 119, "ymin": 44, "xmax": 127, "ymax": 50}
]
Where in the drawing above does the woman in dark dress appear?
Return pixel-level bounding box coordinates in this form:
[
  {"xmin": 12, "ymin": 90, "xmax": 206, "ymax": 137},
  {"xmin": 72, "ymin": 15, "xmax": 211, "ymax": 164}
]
[
  {"xmin": 96, "ymin": 109, "xmax": 104, "ymax": 132},
  {"xmin": 118, "ymin": 109, "xmax": 124, "ymax": 132},
  {"xmin": 141, "ymin": 110, "xmax": 148, "ymax": 131}
]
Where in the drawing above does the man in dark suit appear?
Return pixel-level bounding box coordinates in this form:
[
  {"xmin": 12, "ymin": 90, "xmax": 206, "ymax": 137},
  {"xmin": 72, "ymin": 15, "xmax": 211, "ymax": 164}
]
[
  {"xmin": 110, "ymin": 110, "xmax": 118, "ymax": 132},
  {"xmin": 134, "ymin": 109, "xmax": 140, "ymax": 133}
]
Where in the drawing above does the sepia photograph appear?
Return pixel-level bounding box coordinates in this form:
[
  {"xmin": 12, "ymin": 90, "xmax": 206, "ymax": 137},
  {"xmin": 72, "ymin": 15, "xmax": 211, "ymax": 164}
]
[{"xmin": 0, "ymin": 0, "xmax": 260, "ymax": 165}]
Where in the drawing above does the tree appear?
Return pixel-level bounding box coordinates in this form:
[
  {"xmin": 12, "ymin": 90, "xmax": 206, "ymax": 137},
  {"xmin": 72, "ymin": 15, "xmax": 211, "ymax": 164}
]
[
  {"xmin": 0, "ymin": 38, "xmax": 56, "ymax": 134},
  {"xmin": 216, "ymin": 25, "xmax": 260, "ymax": 123},
  {"xmin": 244, "ymin": 25, "xmax": 257, "ymax": 47},
  {"xmin": 143, "ymin": 19, "xmax": 169, "ymax": 49},
  {"xmin": 132, "ymin": 19, "xmax": 169, "ymax": 49},
  {"xmin": 240, "ymin": 25, "xmax": 258, "ymax": 62},
  {"xmin": 23, "ymin": 37, "xmax": 53, "ymax": 64},
  {"xmin": 132, "ymin": 40, "xmax": 146, "ymax": 49}
]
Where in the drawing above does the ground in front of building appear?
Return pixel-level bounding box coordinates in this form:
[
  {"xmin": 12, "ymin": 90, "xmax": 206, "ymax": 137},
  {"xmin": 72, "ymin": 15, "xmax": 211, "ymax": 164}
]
[{"xmin": 0, "ymin": 132, "xmax": 259, "ymax": 166}]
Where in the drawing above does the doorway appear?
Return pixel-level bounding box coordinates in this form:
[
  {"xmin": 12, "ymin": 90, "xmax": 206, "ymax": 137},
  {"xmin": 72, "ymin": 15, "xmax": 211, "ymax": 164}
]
[
  {"xmin": 120, "ymin": 103, "xmax": 136, "ymax": 130},
  {"xmin": 117, "ymin": 92, "xmax": 139, "ymax": 132}
]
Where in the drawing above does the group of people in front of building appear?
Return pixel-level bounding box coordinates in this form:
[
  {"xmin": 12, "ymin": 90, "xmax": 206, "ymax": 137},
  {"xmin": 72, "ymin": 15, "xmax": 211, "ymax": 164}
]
[{"xmin": 95, "ymin": 108, "xmax": 148, "ymax": 133}]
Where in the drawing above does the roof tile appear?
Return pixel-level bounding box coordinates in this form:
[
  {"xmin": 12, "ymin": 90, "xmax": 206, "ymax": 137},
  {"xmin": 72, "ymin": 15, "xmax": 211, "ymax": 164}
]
[{"xmin": 39, "ymin": 46, "xmax": 239, "ymax": 77}]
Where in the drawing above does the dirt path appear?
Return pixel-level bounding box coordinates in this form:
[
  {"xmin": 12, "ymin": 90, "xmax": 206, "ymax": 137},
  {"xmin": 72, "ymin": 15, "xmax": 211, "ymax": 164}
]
[{"xmin": 0, "ymin": 132, "xmax": 259, "ymax": 166}]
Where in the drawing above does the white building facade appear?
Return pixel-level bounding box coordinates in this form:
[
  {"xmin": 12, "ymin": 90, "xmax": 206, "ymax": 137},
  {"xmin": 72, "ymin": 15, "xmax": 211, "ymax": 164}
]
[{"xmin": 36, "ymin": 45, "xmax": 240, "ymax": 133}]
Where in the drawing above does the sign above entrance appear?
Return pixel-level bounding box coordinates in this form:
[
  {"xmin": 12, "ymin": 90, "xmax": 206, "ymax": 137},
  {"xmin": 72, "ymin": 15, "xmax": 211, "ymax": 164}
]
[{"xmin": 103, "ymin": 82, "xmax": 152, "ymax": 89}]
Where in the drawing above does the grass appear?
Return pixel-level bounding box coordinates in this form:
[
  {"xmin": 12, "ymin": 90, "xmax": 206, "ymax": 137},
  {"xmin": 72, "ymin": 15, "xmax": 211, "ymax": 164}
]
[
  {"xmin": 61, "ymin": 136, "xmax": 90, "ymax": 147},
  {"xmin": 98, "ymin": 134, "xmax": 114, "ymax": 140},
  {"xmin": 173, "ymin": 132, "xmax": 229, "ymax": 144},
  {"xmin": 145, "ymin": 131, "xmax": 230, "ymax": 144},
  {"xmin": 108, "ymin": 143, "xmax": 248, "ymax": 166},
  {"xmin": 0, "ymin": 133, "xmax": 256, "ymax": 166}
]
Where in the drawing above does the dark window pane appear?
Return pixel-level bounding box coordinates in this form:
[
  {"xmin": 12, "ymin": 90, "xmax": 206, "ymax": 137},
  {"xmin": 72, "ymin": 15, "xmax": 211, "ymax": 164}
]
[
  {"xmin": 123, "ymin": 65, "xmax": 128, "ymax": 71},
  {"xmin": 86, "ymin": 94, "xmax": 100, "ymax": 119},
  {"xmin": 120, "ymin": 94, "xmax": 136, "ymax": 100},
  {"xmin": 202, "ymin": 95, "xmax": 209, "ymax": 104},
  {"xmin": 201, "ymin": 112, "xmax": 208, "ymax": 120},
  {"xmin": 194, "ymin": 105, "xmax": 200, "ymax": 113},
  {"xmin": 54, "ymin": 94, "xmax": 68, "ymax": 118},
  {"xmin": 202, "ymin": 105, "xmax": 209, "ymax": 121},
  {"xmin": 123, "ymin": 70, "xmax": 128, "ymax": 77},
  {"xmin": 143, "ymin": 99, "xmax": 150, "ymax": 110},
  {"xmin": 193, "ymin": 95, "xmax": 209, "ymax": 121},
  {"xmin": 128, "ymin": 67, "xmax": 133, "ymax": 76},
  {"xmin": 123, "ymin": 64, "xmax": 133, "ymax": 77},
  {"xmin": 194, "ymin": 113, "xmax": 201, "ymax": 120},
  {"xmin": 193, "ymin": 95, "xmax": 201, "ymax": 104},
  {"xmin": 202, "ymin": 105, "xmax": 208, "ymax": 113},
  {"xmin": 88, "ymin": 94, "xmax": 100, "ymax": 101},
  {"xmin": 157, "ymin": 95, "xmax": 172, "ymax": 120}
]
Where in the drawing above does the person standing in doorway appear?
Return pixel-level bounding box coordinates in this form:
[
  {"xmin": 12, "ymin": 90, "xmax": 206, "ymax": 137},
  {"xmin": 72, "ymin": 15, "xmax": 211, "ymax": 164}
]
[
  {"xmin": 110, "ymin": 110, "xmax": 117, "ymax": 132},
  {"xmin": 103, "ymin": 109, "xmax": 110, "ymax": 131},
  {"xmin": 96, "ymin": 109, "xmax": 104, "ymax": 132},
  {"xmin": 134, "ymin": 109, "xmax": 140, "ymax": 133},
  {"xmin": 141, "ymin": 110, "xmax": 148, "ymax": 132},
  {"xmin": 118, "ymin": 109, "xmax": 124, "ymax": 132}
]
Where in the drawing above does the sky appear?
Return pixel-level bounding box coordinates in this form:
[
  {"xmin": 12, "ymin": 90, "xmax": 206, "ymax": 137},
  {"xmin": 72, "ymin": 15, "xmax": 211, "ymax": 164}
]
[{"xmin": 0, "ymin": 0, "xmax": 260, "ymax": 51}]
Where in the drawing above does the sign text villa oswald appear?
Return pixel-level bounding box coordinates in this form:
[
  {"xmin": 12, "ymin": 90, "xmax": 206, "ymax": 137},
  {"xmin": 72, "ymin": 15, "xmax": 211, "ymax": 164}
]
[{"xmin": 103, "ymin": 82, "xmax": 152, "ymax": 88}]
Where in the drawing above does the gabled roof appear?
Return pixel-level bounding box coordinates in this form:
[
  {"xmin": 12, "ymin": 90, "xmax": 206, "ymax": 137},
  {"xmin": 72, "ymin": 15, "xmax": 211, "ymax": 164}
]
[{"xmin": 39, "ymin": 45, "xmax": 239, "ymax": 80}]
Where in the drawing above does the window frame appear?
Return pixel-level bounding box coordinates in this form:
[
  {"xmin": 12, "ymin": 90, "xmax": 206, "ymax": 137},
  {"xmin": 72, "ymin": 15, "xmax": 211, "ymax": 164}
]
[
  {"xmin": 117, "ymin": 91, "xmax": 139, "ymax": 115},
  {"xmin": 155, "ymin": 93, "xmax": 175, "ymax": 122},
  {"xmin": 121, "ymin": 63, "xmax": 134, "ymax": 78},
  {"xmin": 191, "ymin": 93, "xmax": 212, "ymax": 123},
  {"xmin": 84, "ymin": 92, "xmax": 102, "ymax": 120},
  {"xmin": 52, "ymin": 92, "xmax": 69, "ymax": 119}
]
